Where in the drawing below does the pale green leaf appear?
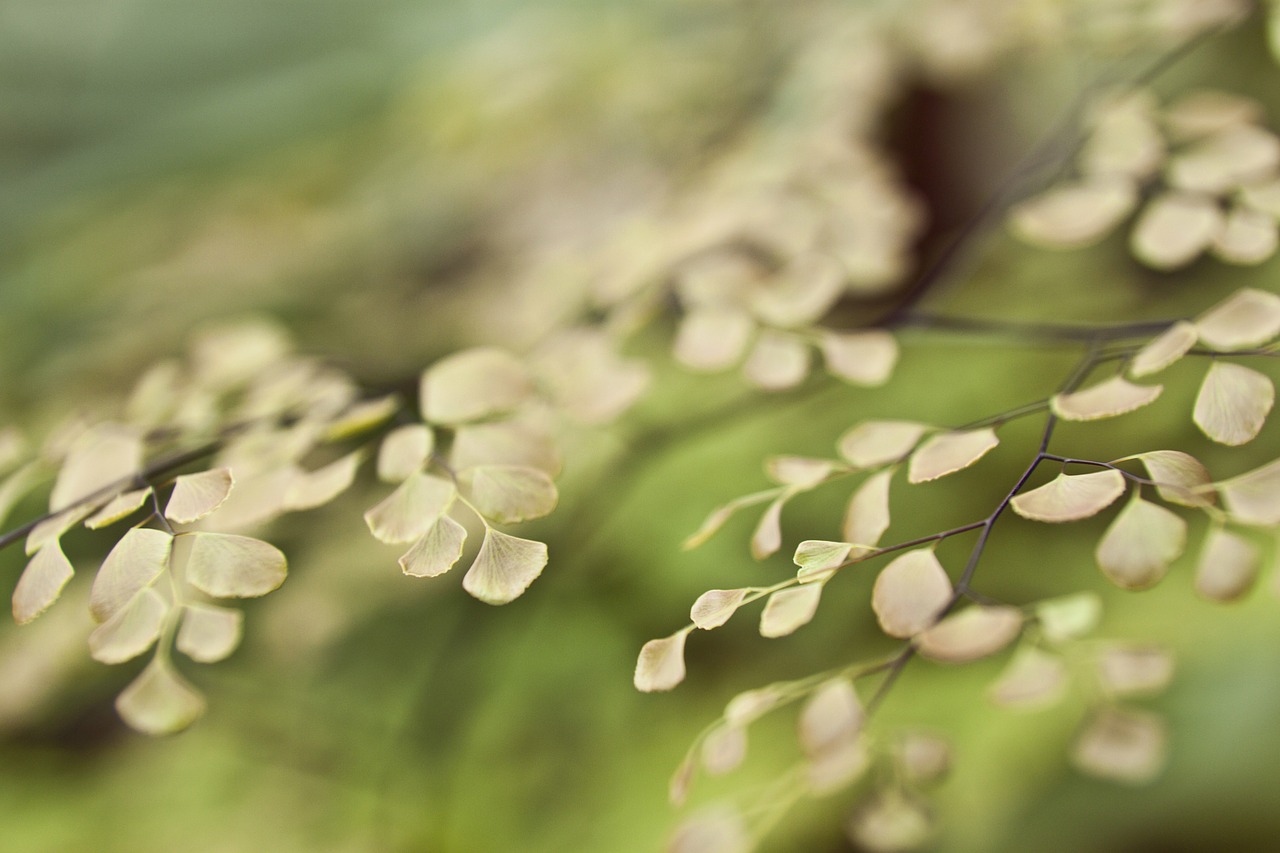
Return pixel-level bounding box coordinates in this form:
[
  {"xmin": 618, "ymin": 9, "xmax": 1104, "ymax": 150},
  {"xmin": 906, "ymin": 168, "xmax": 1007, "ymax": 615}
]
[
  {"xmin": 1035, "ymin": 592, "xmax": 1102, "ymax": 644},
  {"xmin": 1193, "ymin": 361, "xmax": 1274, "ymax": 446},
  {"xmin": 399, "ymin": 515, "xmax": 468, "ymax": 578},
  {"xmin": 838, "ymin": 421, "xmax": 927, "ymax": 468},
  {"xmin": 917, "ymin": 606, "xmax": 1023, "ymax": 663},
  {"xmin": 324, "ymin": 394, "xmax": 400, "ymax": 441},
  {"xmin": 1051, "ymin": 376, "xmax": 1162, "ymax": 421},
  {"xmin": 907, "ymin": 428, "xmax": 999, "ymax": 484},
  {"xmin": 759, "ymin": 585, "xmax": 822, "ymax": 638},
  {"xmin": 1072, "ymin": 707, "xmax": 1166, "ymax": 783},
  {"xmin": 1130, "ymin": 191, "xmax": 1223, "ymax": 270},
  {"xmin": 872, "ymin": 549, "xmax": 952, "ymax": 639},
  {"xmin": 634, "ymin": 627, "xmax": 690, "ymax": 692},
  {"xmin": 1128, "ymin": 450, "xmax": 1214, "ymax": 507},
  {"xmin": 462, "ymin": 529, "xmax": 548, "ymax": 605},
  {"xmin": 88, "ymin": 587, "xmax": 168, "ymax": 664},
  {"xmin": 176, "ymin": 604, "xmax": 244, "ymax": 663},
  {"xmin": 673, "ymin": 307, "xmax": 754, "ymax": 372},
  {"xmin": 1097, "ymin": 645, "xmax": 1175, "ymax": 696},
  {"xmin": 1164, "ymin": 89, "xmax": 1261, "ymax": 140},
  {"xmin": 85, "ymin": 488, "xmax": 153, "ymax": 529},
  {"xmin": 1211, "ymin": 207, "xmax": 1278, "ymax": 265},
  {"xmin": 420, "ymin": 347, "xmax": 533, "ymax": 424},
  {"xmin": 50, "ymin": 423, "xmax": 144, "ymax": 512},
  {"xmin": 682, "ymin": 490, "xmax": 776, "ymax": 551},
  {"xmin": 819, "ymin": 330, "xmax": 899, "ymax": 387},
  {"xmin": 90, "ymin": 528, "xmax": 172, "ymax": 623},
  {"xmin": 1129, "ymin": 322, "xmax": 1197, "ymax": 378},
  {"xmin": 165, "ymin": 468, "xmax": 234, "ymax": 524},
  {"xmin": 363, "ymin": 472, "xmax": 457, "ymax": 544},
  {"xmin": 842, "ymin": 470, "xmax": 893, "ymax": 548},
  {"xmin": 798, "ymin": 678, "xmax": 863, "ymax": 757},
  {"xmin": 1219, "ymin": 458, "xmax": 1280, "ymax": 526},
  {"xmin": 750, "ymin": 495, "xmax": 786, "ymax": 560},
  {"xmin": 765, "ymin": 456, "xmax": 834, "ymax": 488},
  {"xmin": 116, "ymin": 658, "xmax": 206, "ymax": 736},
  {"xmin": 283, "ymin": 451, "xmax": 362, "ymax": 511},
  {"xmin": 180, "ymin": 532, "xmax": 287, "ymax": 599},
  {"xmin": 1166, "ymin": 125, "xmax": 1280, "ymax": 193},
  {"xmin": 27, "ymin": 504, "xmax": 98, "ymax": 556},
  {"xmin": 743, "ymin": 330, "xmax": 810, "ymax": 391},
  {"xmin": 1009, "ymin": 178, "xmax": 1137, "ymax": 248},
  {"xmin": 690, "ymin": 588, "xmax": 750, "ymax": 630},
  {"xmin": 700, "ymin": 723, "xmax": 747, "ymax": 776},
  {"xmin": 450, "ymin": 420, "xmax": 562, "ymax": 475},
  {"xmin": 795, "ymin": 540, "xmax": 866, "ymax": 583},
  {"xmin": 376, "ymin": 424, "xmax": 434, "ymax": 483},
  {"xmin": 1094, "ymin": 494, "xmax": 1187, "ymax": 590},
  {"xmin": 0, "ymin": 461, "xmax": 39, "ymax": 530},
  {"xmin": 459, "ymin": 464, "xmax": 558, "ymax": 524},
  {"xmin": 988, "ymin": 646, "xmax": 1068, "ymax": 709},
  {"xmin": 750, "ymin": 252, "xmax": 844, "ymax": 328},
  {"xmin": 1081, "ymin": 108, "xmax": 1164, "ymax": 178},
  {"xmin": 1195, "ymin": 288, "xmax": 1280, "ymax": 350},
  {"xmin": 808, "ymin": 737, "xmax": 872, "ymax": 796},
  {"xmin": 1010, "ymin": 470, "xmax": 1126, "ymax": 523},
  {"xmin": 1195, "ymin": 527, "xmax": 1259, "ymax": 602},
  {"xmin": 12, "ymin": 540, "xmax": 74, "ymax": 625}
]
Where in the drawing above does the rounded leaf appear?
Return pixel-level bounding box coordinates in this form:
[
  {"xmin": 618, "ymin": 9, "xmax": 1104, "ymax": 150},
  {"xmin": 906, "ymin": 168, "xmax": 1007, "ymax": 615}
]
[
  {"xmin": 1072, "ymin": 708, "xmax": 1166, "ymax": 783},
  {"xmin": 765, "ymin": 456, "xmax": 834, "ymax": 488},
  {"xmin": 1009, "ymin": 178, "xmax": 1136, "ymax": 248},
  {"xmin": 1219, "ymin": 458, "xmax": 1280, "ymax": 526},
  {"xmin": 750, "ymin": 496, "xmax": 786, "ymax": 560},
  {"xmin": 843, "ymin": 470, "xmax": 893, "ymax": 548},
  {"xmin": 1010, "ymin": 470, "xmax": 1126, "ymax": 523},
  {"xmin": 989, "ymin": 646, "xmax": 1068, "ymax": 709},
  {"xmin": 85, "ymin": 487, "xmax": 153, "ymax": 530},
  {"xmin": 450, "ymin": 420, "xmax": 561, "ymax": 475},
  {"xmin": 847, "ymin": 791, "xmax": 934, "ymax": 853},
  {"xmin": 50, "ymin": 423, "xmax": 144, "ymax": 512},
  {"xmin": 165, "ymin": 468, "xmax": 234, "ymax": 524},
  {"xmin": 916, "ymin": 606, "xmax": 1023, "ymax": 663},
  {"xmin": 180, "ymin": 532, "xmax": 287, "ymax": 599},
  {"xmin": 907, "ymin": 428, "xmax": 999, "ymax": 484},
  {"xmin": 634, "ymin": 628, "xmax": 689, "ymax": 693},
  {"xmin": 1130, "ymin": 322, "xmax": 1197, "ymax": 378},
  {"xmin": 399, "ymin": 515, "xmax": 468, "ymax": 578},
  {"xmin": 1194, "ymin": 527, "xmax": 1259, "ymax": 602},
  {"xmin": 88, "ymin": 587, "xmax": 168, "ymax": 664},
  {"xmin": 1166, "ymin": 125, "xmax": 1280, "ymax": 193},
  {"xmin": 116, "ymin": 658, "xmax": 206, "ymax": 736},
  {"xmin": 838, "ymin": 421, "xmax": 927, "ymax": 469},
  {"xmin": 1036, "ymin": 592, "xmax": 1102, "ymax": 645},
  {"xmin": 1193, "ymin": 362, "xmax": 1274, "ymax": 446},
  {"xmin": 872, "ymin": 549, "xmax": 952, "ymax": 638},
  {"xmin": 459, "ymin": 465, "xmax": 558, "ymax": 525},
  {"xmin": 90, "ymin": 528, "xmax": 173, "ymax": 623},
  {"xmin": 668, "ymin": 805, "xmax": 750, "ymax": 853},
  {"xmin": 1051, "ymin": 376, "xmax": 1162, "ymax": 421},
  {"xmin": 363, "ymin": 473, "xmax": 457, "ymax": 544},
  {"xmin": 1130, "ymin": 191, "xmax": 1222, "ymax": 270},
  {"xmin": 13, "ymin": 541, "xmax": 74, "ymax": 625},
  {"xmin": 1130, "ymin": 450, "xmax": 1214, "ymax": 507},
  {"xmin": 1211, "ymin": 207, "xmax": 1278, "ymax": 265},
  {"xmin": 1097, "ymin": 645, "xmax": 1174, "ymax": 696},
  {"xmin": 794, "ymin": 540, "xmax": 860, "ymax": 583},
  {"xmin": 673, "ymin": 307, "xmax": 754, "ymax": 372},
  {"xmin": 820, "ymin": 331, "xmax": 899, "ymax": 386},
  {"xmin": 283, "ymin": 451, "xmax": 362, "ymax": 512},
  {"xmin": 896, "ymin": 732, "xmax": 951, "ymax": 785},
  {"xmin": 1094, "ymin": 494, "xmax": 1187, "ymax": 590},
  {"xmin": 799, "ymin": 678, "xmax": 863, "ymax": 757},
  {"xmin": 700, "ymin": 723, "xmax": 747, "ymax": 776},
  {"xmin": 461, "ymin": 529, "xmax": 548, "ymax": 605},
  {"xmin": 176, "ymin": 604, "xmax": 244, "ymax": 663},
  {"xmin": 743, "ymin": 330, "xmax": 810, "ymax": 391},
  {"xmin": 691, "ymin": 588, "xmax": 750, "ymax": 630},
  {"xmin": 420, "ymin": 347, "xmax": 533, "ymax": 424},
  {"xmin": 759, "ymin": 585, "xmax": 822, "ymax": 638},
  {"xmin": 376, "ymin": 424, "xmax": 434, "ymax": 483}
]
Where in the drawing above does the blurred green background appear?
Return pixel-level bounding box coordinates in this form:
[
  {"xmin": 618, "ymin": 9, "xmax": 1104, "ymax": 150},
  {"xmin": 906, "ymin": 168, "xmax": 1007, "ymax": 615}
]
[{"xmin": 2, "ymin": 2, "xmax": 1280, "ymax": 851}]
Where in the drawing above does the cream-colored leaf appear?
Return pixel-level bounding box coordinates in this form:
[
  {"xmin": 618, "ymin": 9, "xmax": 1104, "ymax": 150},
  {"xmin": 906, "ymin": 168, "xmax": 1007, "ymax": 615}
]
[
  {"xmin": 13, "ymin": 541, "xmax": 74, "ymax": 625},
  {"xmin": 420, "ymin": 347, "xmax": 533, "ymax": 424},
  {"xmin": 765, "ymin": 456, "xmax": 834, "ymax": 488},
  {"xmin": 1130, "ymin": 191, "xmax": 1223, "ymax": 270},
  {"xmin": 88, "ymin": 587, "xmax": 168, "ymax": 664},
  {"xmin": 751, "ymin": 496, "xmax": 787, "ymax": 560},
  {"xmin": 1035, "ymin": 592, "xmax": 1102, "ymax": 644},
  {"xmin": 450, "ymin": 420, "xmax": 562, "ymax": 475},
  {"xmin": 872, "ymin": 549, "xmax": 952, "ymax": 639},
  {"xmin": 700, "ymin": 723, "xmax": 747, "ymax": 776},
  {"xmin": 176, "ymin": 604, "xmax": 243, "ymax": 663},
  {"xmin": 1081, "ymin": 109, "xmax": 1165, "ymax": 178},
  {"xmin": 189, "ymin": 317, "xmax": 291, "ymax": 391},
  {"xmin": 907, "ymin": 428, "xmax": 999, "ymax": 484},
  {"xmin": 1129, "ymin": 450, "xmax": 1214, "ymax": 507},
  {"xmin": 759, "ymin": 585, "xmax": 822, "ymax": 638},
  {"xmin": 1130, "ymin": 322, "xmax": 1198, "ymax": 378},
  {"xmin": 838, "ymin": 421, "xmax": 927, "ymax": 469},
  {"xmin": 363, "ymin": 472, "xmax": 457, "ymax": 544},
  {"xmin": 668, "ymin": 752, "xmax": 696, "ymax": 807},
  {"xmin": 376, "ymin": 425, "xmax": 434, "ymax": 483},
  {"xmin": 681, "ymin": 490, "xmax": 776, "ymax": 551},
  {"xmin": 282, "ymin": 451, "xmax": 361, "ymax": 512},
  {"xmin": 1219, "ymin": 458, "xmax": 1280, "ymax": 526},
  {"xmin": 742, "ymin": 330, "xmax": 810, "ymax": 391},
  {"xmin": 90, "ymin": 528, "xmax": 172, "ymax": 623},
  {"xmin": 1164, "ymin": 89, "xmax": 1262, "ymax": 140},
  {"xmin": 668, "ymin": 805, "xmax": 751, "ymax": 853},
  {"xmin": 750, "ymin": 253, "xmax": 845, "ymax": 328},
  {"xmin": 194, "ymin": 466, "xmax": 293, "ymax": 532},
  {"xmin": 1211, "ymin": 207, "xmax": 1278, "ymax": 265},
  {"xmin": 1195, "ymin": 527, "xmax": 1259, "ymax": 602},
  {"xmin": 165, "ymin": 468, "xmax": 234, "ymax": 524},
  {"xmin": 819, "ymin": 330, "xmax": 899, "ymax": 386},
  {"xmin": 115, "ymin": 658, "xmax": 206, "ymax": 736},
  {"xmin": 1009, "ymin": 178, "xmax": 1137, "ymax": 248},
  {"xmin": 1072, "ymin": 708, "xmax": 1166, "ymax": 783},
  {"xmin": 1193, "ymin": 362, "xmax": 1274, "ymax": 446},
  {"xmin": 0, "ymin": 461, "xmax": 39, "ymax": 530},
  {"xmin": 634, "ymin": 628, "xmax": 689, "ymax": 692},
  {"xmin": 847, "ymin": 791, "xmax": 934, "ymax": 853},
  {"xmin": 85, "ymin": 488, "xmax": 152, "ymax": 529},
  {"xmin": 50, "ymin": 423, "xmax": 144, "ymax": 512},
  {"xmin": 27, "ymin": 504, "xmax": 98, "ymax": 556},
  {"xmin": 461, "ymin": 529, "xmax": 548, "ymax": 605},
  {"xmin": 988, "ymin": 646, "xmax": 1068, "ymax": 709},
  {"xmin": 917, "ymin": 606, "xmax": 1023, "ymax": 663},
  {"xmin": 1097, "ymin": 645, "xmax": 1175, "ymax": 696},
  {"xmin": 807, "ymin": 737, "xmax": 872, "ymax": 796},
  {"xmin": 1240, "ymin": 178, "xmax": 1280, "ymax": 217},
  {"xmin": 1195, "ymin": 288, "xmax": 1280, "ymax": 350},
  {"xmin": 843, "ymin": 469, "xmax": 893, "ymax": 548},
  {"xmin": 690, "ymin": 588, "xmax": 750, "ymax": 630},
  {"xmin": 399, "ymin": 515, "xmax": 468, "ymax": 578},
  {"xmin": 459, "ymin": 464, "xmax": 558, "ymax": 525},
  {"xmin": 795, "ymin": 540, "xmax": 865, "ymax": 583},
  {"xmin": 531, "ymin": 328, "xmax": 650, "ymax": 425},
  {"xmin": 673, "ymin": 307, "xmax": 754, "ymax": 372},
  {"xmin": 1166, "ymin": 125, "xmax": 1280, "ymax": 193},
  {"xmin": 180, "ymin": 532, "xmax": 287, "ymax": 599},
  {"xmin": 1051, "ymin": 376, "xmax": 1162, "ymax": 421},
  {"xmin": 896, "ymin": 732, "xmax": 951, "ymax": 785},
  {"xmin": 324, "ymin": 394, "xmax": 400, "ymax": 442},
  {"xmin": 1094, "ymin": 494, "xmax": 1187, "ymax": 590},
  {"xmin": 798, "ymin": 678, "xmax": 863, "ymax": 757},
  {"xmin": 1010, "ymin": 470, "xmax": 1126, "ymax": 523}
]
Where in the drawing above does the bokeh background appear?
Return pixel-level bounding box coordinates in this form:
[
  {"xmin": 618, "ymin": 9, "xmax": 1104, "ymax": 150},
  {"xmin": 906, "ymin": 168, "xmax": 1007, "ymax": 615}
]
[{"xmin": 2, "ymin": 1, "xmax": 1280, "ymax": 851}]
